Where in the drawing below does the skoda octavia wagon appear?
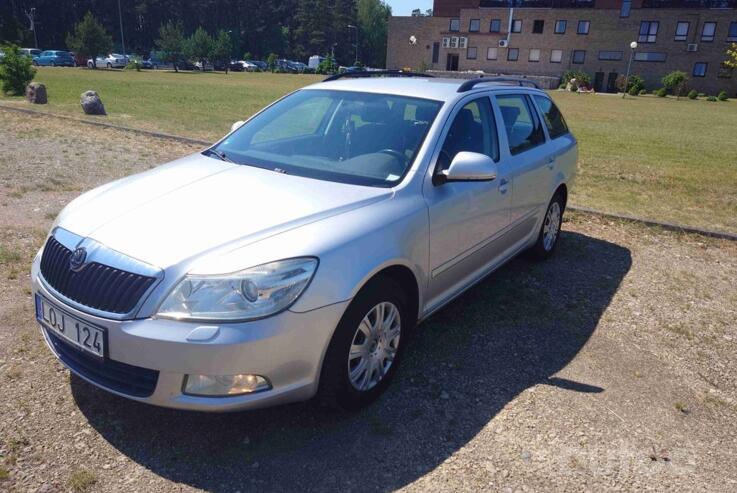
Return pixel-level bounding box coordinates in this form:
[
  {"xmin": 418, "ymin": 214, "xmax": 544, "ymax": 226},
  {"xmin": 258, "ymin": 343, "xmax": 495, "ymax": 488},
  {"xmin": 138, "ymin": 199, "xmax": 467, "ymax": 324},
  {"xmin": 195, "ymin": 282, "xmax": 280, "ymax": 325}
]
[{"xmin": 31, "ymin": 74, "xmax": 577, "ymax": 411}]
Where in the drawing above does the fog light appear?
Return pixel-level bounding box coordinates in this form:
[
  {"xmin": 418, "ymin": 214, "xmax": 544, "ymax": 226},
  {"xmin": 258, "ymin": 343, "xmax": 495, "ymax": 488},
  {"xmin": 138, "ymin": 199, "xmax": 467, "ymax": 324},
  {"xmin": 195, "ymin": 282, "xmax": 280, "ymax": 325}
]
[{"xmin": 183, "ymin": 374, "xmax": 271, "ymax": 396}]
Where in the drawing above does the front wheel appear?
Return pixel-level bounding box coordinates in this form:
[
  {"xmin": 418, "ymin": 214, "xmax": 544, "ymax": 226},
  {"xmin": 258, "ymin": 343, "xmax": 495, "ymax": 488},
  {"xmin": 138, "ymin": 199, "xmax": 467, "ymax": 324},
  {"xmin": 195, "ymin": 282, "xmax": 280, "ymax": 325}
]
[
  {"xmin": 107, "ymin": 62, "xmax": 112, "ymax": 69},
  {"xmin": 318, "ymin": 277, "xmax": 409, "ymax": 410},
  {"xmin": 528, "ymin": 192, "xmax": 565, "ymax": 260}
]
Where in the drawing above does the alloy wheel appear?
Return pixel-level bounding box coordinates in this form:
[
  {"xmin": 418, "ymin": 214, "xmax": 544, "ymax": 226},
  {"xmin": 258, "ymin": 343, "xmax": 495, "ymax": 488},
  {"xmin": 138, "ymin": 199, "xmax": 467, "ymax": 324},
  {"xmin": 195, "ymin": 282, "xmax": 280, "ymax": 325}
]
[
  {"xmin": 347, "ymin": 301, "xmax": 401, "ymax": 391},
  {"xmin": 543, "ymin": 202, "xmax": 561, "ymax": 251}
]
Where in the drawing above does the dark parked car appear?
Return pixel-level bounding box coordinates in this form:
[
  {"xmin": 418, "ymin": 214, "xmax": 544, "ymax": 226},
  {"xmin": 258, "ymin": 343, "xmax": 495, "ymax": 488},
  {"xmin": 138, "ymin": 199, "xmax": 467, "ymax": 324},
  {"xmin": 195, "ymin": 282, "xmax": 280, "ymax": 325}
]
[
  {"xmin": 213, "ymin": 60, "xmax": 245, "ymax": 72},
  {"xmin": 33, "ymin": 50, "xmax": 75, "ymax": 67}
]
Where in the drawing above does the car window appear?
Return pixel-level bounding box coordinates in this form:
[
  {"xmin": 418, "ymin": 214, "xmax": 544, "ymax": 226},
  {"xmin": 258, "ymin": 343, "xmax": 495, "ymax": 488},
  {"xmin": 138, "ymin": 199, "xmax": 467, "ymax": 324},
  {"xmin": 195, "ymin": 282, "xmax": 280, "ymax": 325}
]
[
  {"xmin": 214, "ymin": 89, "xmax": 443, "ymax": 187},
  {"xmin": 437, "ymin": 97, "xmax": 498, "ymax": 172},
  {"xmin": 496, "ymin": 94, "xmax": 546, "ymax": 155},
  {"xmin": 533, "ymin": 95, "xmax": 569, "ymax": 139}
]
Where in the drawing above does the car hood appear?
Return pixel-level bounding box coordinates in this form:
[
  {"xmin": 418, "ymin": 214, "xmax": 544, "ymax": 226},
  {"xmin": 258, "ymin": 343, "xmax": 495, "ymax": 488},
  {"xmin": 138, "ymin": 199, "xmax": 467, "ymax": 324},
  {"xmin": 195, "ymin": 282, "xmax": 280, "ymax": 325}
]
[{"xmin": 57, "ymin": 153, "xmax": 391, "ymax": 268}]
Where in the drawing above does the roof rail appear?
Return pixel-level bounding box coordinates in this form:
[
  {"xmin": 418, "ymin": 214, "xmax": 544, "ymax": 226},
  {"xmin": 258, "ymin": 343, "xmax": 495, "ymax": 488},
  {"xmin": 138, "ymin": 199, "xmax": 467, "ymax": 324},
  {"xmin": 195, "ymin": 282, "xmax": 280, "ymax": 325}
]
[
  {"xmin": 323, "ymin": 70, "xmax": 434, "ymax": 82},
  {"xmin": 457, "ymin": 76, "xmax": 540, "ymax": 93}
]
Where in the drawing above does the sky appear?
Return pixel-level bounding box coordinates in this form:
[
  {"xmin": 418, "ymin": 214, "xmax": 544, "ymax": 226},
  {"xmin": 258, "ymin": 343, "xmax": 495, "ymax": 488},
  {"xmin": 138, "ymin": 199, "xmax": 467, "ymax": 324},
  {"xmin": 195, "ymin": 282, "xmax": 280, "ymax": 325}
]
[{"xmin": 386, "ymin": 0, "xmax": 434, "ymax": 16}]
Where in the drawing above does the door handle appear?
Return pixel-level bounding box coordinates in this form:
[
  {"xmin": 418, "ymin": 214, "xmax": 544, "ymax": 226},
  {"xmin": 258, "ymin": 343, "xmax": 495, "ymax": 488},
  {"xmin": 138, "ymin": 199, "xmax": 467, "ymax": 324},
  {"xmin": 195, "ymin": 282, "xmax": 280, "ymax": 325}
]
[
  {"xmin": 547, "ymin": 156, "xmax": 556, "ymax": 169},
  {"xmin": 499, "ymin": 178, "xmax": 509, "ymax": 194}
]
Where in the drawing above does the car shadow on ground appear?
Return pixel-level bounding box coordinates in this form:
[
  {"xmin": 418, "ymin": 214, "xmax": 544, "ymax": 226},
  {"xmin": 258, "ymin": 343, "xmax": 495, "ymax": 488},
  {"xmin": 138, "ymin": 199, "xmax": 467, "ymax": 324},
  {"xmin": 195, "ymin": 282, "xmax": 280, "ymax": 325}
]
[{"xmin": 71, "ymin": 229, "xmax": 631, "ymax": 492}]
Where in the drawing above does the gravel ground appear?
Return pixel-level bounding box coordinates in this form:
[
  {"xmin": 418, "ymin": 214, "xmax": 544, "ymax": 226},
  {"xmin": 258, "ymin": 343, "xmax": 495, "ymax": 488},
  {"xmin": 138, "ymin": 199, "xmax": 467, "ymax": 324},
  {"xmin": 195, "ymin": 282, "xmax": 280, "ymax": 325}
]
[{"xmin": 1, "ymin": 109, "xmax": 736, "ymax": 493}]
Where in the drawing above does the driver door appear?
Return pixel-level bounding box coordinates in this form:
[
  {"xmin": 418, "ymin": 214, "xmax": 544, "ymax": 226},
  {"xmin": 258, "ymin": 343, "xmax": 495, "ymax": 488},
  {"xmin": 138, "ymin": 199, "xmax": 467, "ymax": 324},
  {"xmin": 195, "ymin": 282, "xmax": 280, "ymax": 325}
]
[{"xmin": 423, "ymin": 95, "xmax": 511, "ymax": 308}]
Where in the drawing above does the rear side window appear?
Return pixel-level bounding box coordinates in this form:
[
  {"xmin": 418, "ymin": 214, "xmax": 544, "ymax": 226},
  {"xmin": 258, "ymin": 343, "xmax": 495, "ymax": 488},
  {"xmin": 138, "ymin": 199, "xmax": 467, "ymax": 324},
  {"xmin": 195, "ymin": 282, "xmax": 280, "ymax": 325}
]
[
  {"xmin": 438, "ymin": 97, "xmax": 499, "ymax": 171},
  {"xmin": 496, "ymin": 94, "xmax": 546, "ymax": 155},
  {"xmin": 533, "ymin": 95, "xmax": 569, "ymax": 139}
]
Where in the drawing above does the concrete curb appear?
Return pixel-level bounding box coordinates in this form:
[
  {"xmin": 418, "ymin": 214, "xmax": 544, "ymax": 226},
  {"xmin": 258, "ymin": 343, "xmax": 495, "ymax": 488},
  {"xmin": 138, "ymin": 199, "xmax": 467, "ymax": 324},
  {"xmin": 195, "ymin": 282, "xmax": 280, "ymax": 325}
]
[
  {"xmin": 3, "ymin": 103, "xmax": 736, "ymax": 241},
  {"xmin": 569, "ymin": 206, "xmax": 737, "ymax": 242},
  {"xmin": 0, "ymin": 104, "xmax": 211, "ymax": 146}
]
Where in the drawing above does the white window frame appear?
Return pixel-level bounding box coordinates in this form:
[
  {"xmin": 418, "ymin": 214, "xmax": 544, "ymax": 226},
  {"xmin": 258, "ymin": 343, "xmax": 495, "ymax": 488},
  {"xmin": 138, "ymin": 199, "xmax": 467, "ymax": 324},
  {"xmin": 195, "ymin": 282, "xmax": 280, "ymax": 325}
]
[
  {"xmin": 487, "ymin": 47, "xmax": 498, "ymax": 60},
  {"xmin": 450, "ymin": 37, "xmax": 459, "ymax": 49},
  {"xmin": 550, "ymin": 49, "xmax": 563, "ymax": 63},
  {"xmin": 442, "ymin": 37, "xmax": 450, "ymax": 48},
  {"xmin": 701, "ymin": 22, "xmax": 716, "ymax": 42},
  {"xmin": 675, "ymin": 21, "xmax": 689, "ymax": 42},
  {"xmin": 529, "ymin": 48, "xmax": 541, "ymax": 62}
]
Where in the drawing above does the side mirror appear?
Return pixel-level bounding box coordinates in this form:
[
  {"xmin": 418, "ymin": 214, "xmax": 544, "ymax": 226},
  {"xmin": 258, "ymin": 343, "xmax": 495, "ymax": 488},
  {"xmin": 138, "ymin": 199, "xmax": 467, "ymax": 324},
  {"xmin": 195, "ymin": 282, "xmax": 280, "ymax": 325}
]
[
  {"xmin": 230, "ymin": 120, "xmax": 245, "ymax": 133},
  {"xmin": 439, "ymin": 151, "xmax": 497, "ymax": 184}
]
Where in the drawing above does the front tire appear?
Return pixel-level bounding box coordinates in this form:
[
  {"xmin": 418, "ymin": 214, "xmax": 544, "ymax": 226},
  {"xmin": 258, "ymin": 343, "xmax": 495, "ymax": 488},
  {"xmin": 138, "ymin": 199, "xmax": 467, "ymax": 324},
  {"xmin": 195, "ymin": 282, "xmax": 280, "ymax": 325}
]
[
  {"xmin": 107, "ymin": 62, "xmax": 112, "ymax": 69},
  {"xmin": 318, "ymin": 277, "xmax": 410, "ymax": 410},
  {"xmin": 529, "ymin": 192, "xmax": 565, "ymax": 260}
]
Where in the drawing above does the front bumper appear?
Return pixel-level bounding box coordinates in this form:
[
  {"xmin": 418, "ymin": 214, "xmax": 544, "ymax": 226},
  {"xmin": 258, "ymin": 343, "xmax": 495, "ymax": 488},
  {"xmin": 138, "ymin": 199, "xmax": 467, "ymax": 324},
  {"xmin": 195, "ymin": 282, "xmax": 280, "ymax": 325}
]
[{"xmin": 32, "ymin": 269, "xmax": 348, "ymax": 412}]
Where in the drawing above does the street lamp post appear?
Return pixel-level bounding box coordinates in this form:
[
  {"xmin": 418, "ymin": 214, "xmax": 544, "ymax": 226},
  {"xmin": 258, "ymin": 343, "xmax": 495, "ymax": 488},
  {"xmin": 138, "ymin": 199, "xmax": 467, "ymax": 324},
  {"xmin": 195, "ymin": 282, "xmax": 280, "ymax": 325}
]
[
  {"xmin": 623, "ymin": 41, "xmax": 637, "ymax": 98},
  {"xmin": 117, "ymin": 0, "xmax": 126, "ymax": 57},
  {"xmin": 347, "ymin": 24, "xmax": 358, "ymax": 65}
]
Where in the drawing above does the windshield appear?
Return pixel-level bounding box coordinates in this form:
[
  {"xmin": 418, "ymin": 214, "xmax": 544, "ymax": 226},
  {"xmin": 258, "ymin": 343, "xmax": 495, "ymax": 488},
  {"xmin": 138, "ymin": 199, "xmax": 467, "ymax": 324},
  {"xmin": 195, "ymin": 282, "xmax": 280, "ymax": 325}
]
[{"xmin": 211, "ymin": 89, "xmax": 443, "ymax": 187}]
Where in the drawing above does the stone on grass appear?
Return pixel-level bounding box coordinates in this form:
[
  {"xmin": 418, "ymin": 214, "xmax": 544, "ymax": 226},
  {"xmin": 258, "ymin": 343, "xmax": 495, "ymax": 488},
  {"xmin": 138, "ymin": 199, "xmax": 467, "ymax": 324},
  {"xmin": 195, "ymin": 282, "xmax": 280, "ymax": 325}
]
[
  {"xmin": 80, "ymin": 90, "xmax": 106, "ymax": 115},
  {"xmin": 26, "ymin": 82, "xmax": 48, "ymax": 104}
]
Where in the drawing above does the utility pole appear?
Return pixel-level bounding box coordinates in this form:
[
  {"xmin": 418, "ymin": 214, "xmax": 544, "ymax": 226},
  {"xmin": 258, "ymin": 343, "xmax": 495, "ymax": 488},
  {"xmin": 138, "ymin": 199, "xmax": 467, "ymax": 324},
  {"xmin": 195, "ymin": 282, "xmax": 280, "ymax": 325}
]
[
  {"xmin": 347, "ymin": 24, "xmax": 358, "ymax": 65},
  {"xmin": 117, "ymin": 0, "xmax": 126, "ymax": 57},
  {"xmin": 24, "ymin": 8, "xmax": 39, "ymax": 49}
]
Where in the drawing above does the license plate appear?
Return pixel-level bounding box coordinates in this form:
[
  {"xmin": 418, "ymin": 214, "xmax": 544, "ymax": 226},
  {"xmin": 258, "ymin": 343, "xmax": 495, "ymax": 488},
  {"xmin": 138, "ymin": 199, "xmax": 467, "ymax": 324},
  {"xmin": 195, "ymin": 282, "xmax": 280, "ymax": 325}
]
[{"xmin": 35, "ymin": 294, "xmax": 106, "ymax": 359}]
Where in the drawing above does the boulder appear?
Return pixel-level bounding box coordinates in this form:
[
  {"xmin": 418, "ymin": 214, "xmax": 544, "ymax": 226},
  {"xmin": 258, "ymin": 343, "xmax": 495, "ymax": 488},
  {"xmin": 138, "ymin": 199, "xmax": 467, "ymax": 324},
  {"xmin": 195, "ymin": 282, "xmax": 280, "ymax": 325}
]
[
  {"xmin": 26, "ymin": 82, "xmax": 48, "ymax": 104},
  {"xmin": 80, "ymin": 90, "xmax": 106, "ymax": 115}
]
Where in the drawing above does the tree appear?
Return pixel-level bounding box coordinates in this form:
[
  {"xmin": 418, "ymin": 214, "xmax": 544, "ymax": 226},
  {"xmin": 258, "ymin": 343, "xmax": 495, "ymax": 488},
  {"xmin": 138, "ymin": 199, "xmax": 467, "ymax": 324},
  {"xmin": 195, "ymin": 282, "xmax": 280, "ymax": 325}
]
[
  {"xmin": 726, "ymin": 43, "xmax": 737, "ymax": 69},
  {"xmin": 662, "ymin": 70, "xmax": 688, "ymax": 98},
  {"xmin": 0, "ymin": 43, "xmax": 36, "ymax": 95},
  {"xmin": 186, "ymin": 27, "xmax": 213, "ymax": 70},
  {"xmin": 155, "ymin": 21, "xmax": 186, "ymax": 72},
  {"xmin": 266, "ymin": 52, "xmax": 278, "ymax": 72},
  {"xmin": 357, "ymin": 0, "xmax": 391, "ymax": 68},
  {"xmin": 211, "ymin": 30, "xmax": 233, "ymax": 73},
  {"xmin": 65, "ymin": 12, "xmax": 113, "ymax": 68}
]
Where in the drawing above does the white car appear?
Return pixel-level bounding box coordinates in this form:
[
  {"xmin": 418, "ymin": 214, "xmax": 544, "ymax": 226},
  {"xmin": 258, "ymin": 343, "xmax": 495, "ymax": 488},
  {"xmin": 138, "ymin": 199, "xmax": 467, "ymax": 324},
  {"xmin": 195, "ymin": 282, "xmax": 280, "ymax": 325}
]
[
  {"xmin": 32, "ymin": 73, "xmax": 577, "ymax": 411},
  {"xmin": 88, "ymin": 53, "xmax": 127, "ymax": 69}
]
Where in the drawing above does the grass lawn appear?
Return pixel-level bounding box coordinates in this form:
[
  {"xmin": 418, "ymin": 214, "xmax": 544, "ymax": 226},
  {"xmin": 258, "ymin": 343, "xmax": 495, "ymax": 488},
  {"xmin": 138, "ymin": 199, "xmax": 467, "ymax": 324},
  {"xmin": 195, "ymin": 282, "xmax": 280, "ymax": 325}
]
[{"xmin": 2, "ymin": 67, "xmax": 736, "ymax": 232}]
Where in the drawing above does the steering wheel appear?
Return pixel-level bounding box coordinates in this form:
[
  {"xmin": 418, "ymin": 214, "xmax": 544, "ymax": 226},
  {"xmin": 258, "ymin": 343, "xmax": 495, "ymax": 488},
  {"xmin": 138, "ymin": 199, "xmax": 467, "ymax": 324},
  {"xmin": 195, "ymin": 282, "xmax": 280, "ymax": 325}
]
[{"xmin": 378, "ymin": 149, "xmax": 406, "ymax": 164}]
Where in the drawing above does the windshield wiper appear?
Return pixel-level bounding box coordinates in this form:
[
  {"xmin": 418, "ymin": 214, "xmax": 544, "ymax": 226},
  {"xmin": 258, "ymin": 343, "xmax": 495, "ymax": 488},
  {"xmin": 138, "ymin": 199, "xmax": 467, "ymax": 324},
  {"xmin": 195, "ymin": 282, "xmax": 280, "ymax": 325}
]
[{"xmin": 203, "ymin": 148, "xmax": 235, "ymax": 163}]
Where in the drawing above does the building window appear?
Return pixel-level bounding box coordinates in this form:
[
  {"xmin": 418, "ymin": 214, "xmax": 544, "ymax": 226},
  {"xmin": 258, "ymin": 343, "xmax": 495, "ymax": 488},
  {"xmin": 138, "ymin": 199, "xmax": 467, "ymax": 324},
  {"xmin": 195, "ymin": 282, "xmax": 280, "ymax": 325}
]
[
  {"xmin": 598, "ymin": 51, "xmax": 623, "ymax": 61},
  {"xmin": 512, "ymin": 20, "xmax": 522, "ymax": 33},
  {"xmin": 487, "ymin": 47, "xmax": 498, "ymax": 60},
  {"xmin": 533, "ymin": 20, "xmax": 544, "ymax": 34},
  {"xmin": 508, "ymin": 48, "xmax": 519, "ymax": 61},
  {"xmin": 577, "ymin": 21, "xmax": 590, "ymax": 35},
  {"xmin": 620, "ymin": 0, "xmax": 631, "ymax": 18},
  {"xmin": 554, "ymin": 20, "xmax": 567, "ymax": 34},
  {"xmin": 459, "ymin": 37, "xmax": 468, "ymax": 49},
  {"xmin": 469, "ymin": 19, "xmax": 480, "ymax": 32},
  {"xmin": 693, "ymin": 62, "xmax": 707, "ymax": 77},
  {"xmin": 701, "ymin": 22, "xmax": 716, "ymax": 42},
  {"xmin": 490, "ymin": 19, "xmax": 502, "ymax": 33},
  {"xmin": 550, "ymin": 49, "xmax": 563, "ymax": 63},
  {"xmin": 529, "ymin": 48, "xmax": 540, "ymax": 62},
  {"xmin": 449, "ymin": 19, "xmax": 460, "ymax": 32},
  {"xmin": 450, "ymin": 37, "xmax": 459, "ymax": 48},
  {"xmin": 638, "ymin": 21, "xmax": 659, "ymax": 43},
  {"xmin": 634, "ymin": 51, "xmax": 666, "ymax": 62},
  {"xmin": 728, "ymin": 22, "xmax": 737, "ymax": 41},
  {"xmin": 718, "ymin": 62, "xmax": 733, "ymax": 78},
  {"xmin": 442, "ymin": 37, "xmax": 450, "ymax": 48},
  {"xmin": 432, "ymin": 42, "xmax": 440, "ymax": 63},
  {"xmin": 675, "ymin": 22, "xmax": 690, "ymax": 42},
  {"xmin": 467, "ymin": 47, "xmax": 477, "ymax": 59},
  {"xmin": 572, "ymin": 50, "xmax": 586, "ymax": 64}
]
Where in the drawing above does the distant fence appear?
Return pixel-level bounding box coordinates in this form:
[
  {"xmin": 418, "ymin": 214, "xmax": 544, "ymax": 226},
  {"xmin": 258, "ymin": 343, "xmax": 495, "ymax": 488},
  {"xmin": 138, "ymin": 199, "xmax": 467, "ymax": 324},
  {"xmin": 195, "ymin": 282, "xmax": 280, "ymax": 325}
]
[{"xmin": 427, "ymin": 70, "xmax": 561, "ymax": 89}]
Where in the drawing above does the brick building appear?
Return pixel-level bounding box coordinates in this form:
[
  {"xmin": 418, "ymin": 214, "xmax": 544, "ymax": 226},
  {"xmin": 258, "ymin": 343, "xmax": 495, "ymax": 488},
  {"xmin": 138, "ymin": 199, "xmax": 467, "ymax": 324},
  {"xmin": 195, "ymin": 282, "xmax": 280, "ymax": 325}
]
[{"xmin": 387, "ymin": 0, "xmax": 737, "ymax": 95}]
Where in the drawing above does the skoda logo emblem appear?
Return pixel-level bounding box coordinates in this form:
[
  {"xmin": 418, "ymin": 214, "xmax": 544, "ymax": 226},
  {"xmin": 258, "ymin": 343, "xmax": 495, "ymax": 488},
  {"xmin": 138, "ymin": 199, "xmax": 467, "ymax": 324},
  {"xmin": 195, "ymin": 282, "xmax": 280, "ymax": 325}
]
[{"xmin": 69, "ymin": 247, "xmax": 87, "ymax": 272}]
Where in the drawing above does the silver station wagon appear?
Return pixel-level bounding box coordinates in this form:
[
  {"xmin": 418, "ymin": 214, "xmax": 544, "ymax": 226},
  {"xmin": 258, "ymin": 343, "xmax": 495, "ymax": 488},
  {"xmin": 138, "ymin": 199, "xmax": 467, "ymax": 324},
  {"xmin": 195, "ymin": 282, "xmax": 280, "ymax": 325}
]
[{"xmin": 31, "ymin": 74, "xmax": 577, "ymax": 411}]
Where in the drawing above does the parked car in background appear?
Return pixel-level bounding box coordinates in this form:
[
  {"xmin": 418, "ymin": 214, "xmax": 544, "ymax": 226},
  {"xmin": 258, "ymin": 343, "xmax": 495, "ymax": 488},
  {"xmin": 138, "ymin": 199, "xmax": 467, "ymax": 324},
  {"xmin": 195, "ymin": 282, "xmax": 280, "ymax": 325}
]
[
  {"xmin": 250, "ymin": 60, "xmax": 268, "ymax": 71},
  {"xmin": 213, "ymin": 60, "xmax": 245, "ymax": 72},
  {"xmin": 88, "ymin": 53, "xmax": 127, "ymax": 69},
  {"xmin": 32, "ymin": 74, "xmax": 577, "ymax": 412},
  {"xmin": 33, "ymin": 50, "xmax": 75, "ymax": 67},
  {"xmin": 308, "ymin": 55, "xmax": 326, "ymax": 70},
  {"xmin": 239, "ymin": 60, "xmax": 257, "ymax": 71},
  {"xmin": 20, "ymin": 48, "xmax": 42, "ymax": 59},
  {"xmin": 194, "ymin": 61, "xmax": 215, "ymax": 71}
]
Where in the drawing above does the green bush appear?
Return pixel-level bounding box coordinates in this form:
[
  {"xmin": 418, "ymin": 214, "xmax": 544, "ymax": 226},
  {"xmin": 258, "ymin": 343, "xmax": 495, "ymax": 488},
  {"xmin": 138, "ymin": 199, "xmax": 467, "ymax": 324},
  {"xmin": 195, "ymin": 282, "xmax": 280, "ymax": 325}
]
[
  {"xmin": 124, "ymin": 58, "xmax": 142, "ymax": 71},
  {"xmin": 687, "ymin": 89, "xmax": 698, "ymax": 99},
  {"xmin": 717, "ymin": 90, "xmax": 728, "ymax": 101},
  {"xmin": 562, "ymin": 70, "xmax": 590, "ymax": 86},
  {"xmin": 627, "ymin": 85, "xmax": 640, "ymax": 96},
  {"xmin": 638, "ymin": 89, "xmax": 647, "ymax": 96},
  {"xmin": 0, "ymin": 43, "xmax": 37, "ymax": 95},
  {"xmin": 568, "ymin": 82, "xmax": 578, "ymax": 92},
  {"xmin": 656, "ymin": 88, "xmax": 667, "ymax": 97},
  {"xmin": 706, "ymin": 95, "xmax": 717, "ymax": 102},
  {"xmin": 661, "ymin": 70, "xmax": 688, "ymax": 97},
  {"xmin": 316, "ymin": 56, "xmax": 337, "ymax": 75}
]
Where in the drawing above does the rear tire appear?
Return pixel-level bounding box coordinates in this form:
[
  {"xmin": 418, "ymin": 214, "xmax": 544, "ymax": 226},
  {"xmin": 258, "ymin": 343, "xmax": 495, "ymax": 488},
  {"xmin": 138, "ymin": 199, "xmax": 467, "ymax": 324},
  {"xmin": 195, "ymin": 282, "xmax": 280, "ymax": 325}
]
[
  {"xmin": 317, "ymin": 277, "xmax": 410, "ymax": 410},
  {"xmin": 528, "ymin": 192, "xmax": 565, "ymax": 260}
]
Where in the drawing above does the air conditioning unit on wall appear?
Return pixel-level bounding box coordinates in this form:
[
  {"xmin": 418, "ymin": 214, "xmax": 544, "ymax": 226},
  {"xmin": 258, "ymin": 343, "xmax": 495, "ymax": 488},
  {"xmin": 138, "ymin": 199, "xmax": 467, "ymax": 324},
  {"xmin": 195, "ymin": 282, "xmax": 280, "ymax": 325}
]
[
  {"xmin": 687, "ymin": 43, "xmax": 698, "ymax": 52},
  {"xmin": 498, "ymin": 39, "xmax": 509, "ymax": 48}
]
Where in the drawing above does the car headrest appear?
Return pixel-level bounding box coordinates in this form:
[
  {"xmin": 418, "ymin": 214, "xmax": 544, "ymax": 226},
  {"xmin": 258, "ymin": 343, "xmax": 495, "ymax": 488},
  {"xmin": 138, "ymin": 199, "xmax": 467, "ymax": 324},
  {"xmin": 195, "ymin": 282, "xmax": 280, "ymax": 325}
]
[
  {"xmin": 500, "ymin": 106, "xmax": 521, "ymax": 127},
  {"xmin": 449, "ymin": 108, "xmax": 477, "ymax": 137},
  {"xmin": 361, "ymin": 102, "xmax": 392, "ymax": 123},
  {"xmin": 414, "ymin": 104, "xmax": 436, "ymax": 123}
]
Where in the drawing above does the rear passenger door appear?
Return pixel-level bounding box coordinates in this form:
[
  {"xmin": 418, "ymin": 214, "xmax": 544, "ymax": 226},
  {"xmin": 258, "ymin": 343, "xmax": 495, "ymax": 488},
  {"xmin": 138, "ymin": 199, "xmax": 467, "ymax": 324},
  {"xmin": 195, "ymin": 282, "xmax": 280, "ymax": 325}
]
[
  {"xmin": 531, "ymin": 94, "xmax": 577, "ymax": 183},
  {"xmin": 494, "ymin": 93, "xmax": 550, "ymax": 230}
]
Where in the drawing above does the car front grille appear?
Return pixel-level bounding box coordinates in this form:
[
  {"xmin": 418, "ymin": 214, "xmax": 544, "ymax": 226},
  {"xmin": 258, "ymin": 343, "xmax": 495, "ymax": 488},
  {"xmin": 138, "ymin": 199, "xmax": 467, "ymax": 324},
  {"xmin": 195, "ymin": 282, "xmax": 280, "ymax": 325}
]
[
  {"xmin": 40, "ymin": 236, "xmax": 157, "ymax": 315},
  {"xmin": 46, "ymin": 329, "xmax": 159, "ymax": 397}
]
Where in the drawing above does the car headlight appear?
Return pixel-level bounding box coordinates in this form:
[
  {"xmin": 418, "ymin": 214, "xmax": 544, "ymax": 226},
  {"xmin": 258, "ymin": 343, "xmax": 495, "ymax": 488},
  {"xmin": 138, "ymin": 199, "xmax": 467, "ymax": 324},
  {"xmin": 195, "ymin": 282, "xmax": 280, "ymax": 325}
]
[{"xmin": 157, "ymin": 257, "xmax": 318, "ymax": 322}]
